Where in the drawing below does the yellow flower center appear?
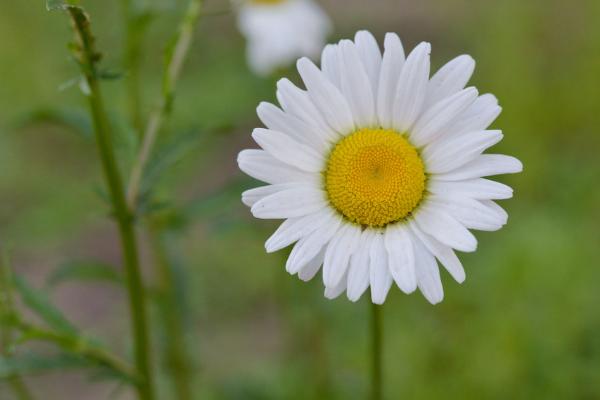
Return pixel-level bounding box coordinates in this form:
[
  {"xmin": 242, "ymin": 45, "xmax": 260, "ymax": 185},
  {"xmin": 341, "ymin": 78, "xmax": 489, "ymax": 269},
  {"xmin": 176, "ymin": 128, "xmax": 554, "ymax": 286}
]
[{"xmin": 325, "ymin": 128, "xmax": 426, "ymax": 227}]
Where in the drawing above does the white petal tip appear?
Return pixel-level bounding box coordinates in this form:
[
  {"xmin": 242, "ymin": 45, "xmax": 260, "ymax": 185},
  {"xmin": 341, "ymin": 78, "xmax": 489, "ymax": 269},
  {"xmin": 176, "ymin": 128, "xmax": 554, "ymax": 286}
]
[
  {"xmin": 241, "ymin": 197, "xmax": 252, "ymax": 208},
  {"xmin": 417, "ymin": 41, "xmax": 432, "ymax": 53},
  {"xmin": 398, "ymin": 284, "xmax": 418, "ymax": 295},
  {"xmin": 514, "ymin": 159, "xmax": 524, "ymax": 172},
  {"xmin": 371, "ymin": 297, "xmax": 386, "ymax": 305},
  {"xmin": 428, "ymin": 297, "xmax": 444, "ymax": 305},
  {"xmin": 264, "ymin": 243, "xmax": 278, "ymax": 253},
  {"xmin": 347, "ymin": 294, "xmax": 361, "ymax": 302}
]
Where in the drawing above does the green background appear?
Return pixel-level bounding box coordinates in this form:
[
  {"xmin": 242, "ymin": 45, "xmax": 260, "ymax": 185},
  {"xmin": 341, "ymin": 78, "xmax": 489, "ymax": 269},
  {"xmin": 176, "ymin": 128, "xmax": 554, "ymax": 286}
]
[{"xmin": 1, "ymin": 0, "xmax": 600, "ymax": 398}]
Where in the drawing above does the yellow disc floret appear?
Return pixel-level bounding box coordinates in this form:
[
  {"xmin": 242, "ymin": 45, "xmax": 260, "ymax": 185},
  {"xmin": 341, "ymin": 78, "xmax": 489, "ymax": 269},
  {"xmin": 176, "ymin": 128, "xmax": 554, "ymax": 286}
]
[{"xmin": 325, "ymin": 128, "xmax": 426, "ymax": 227}]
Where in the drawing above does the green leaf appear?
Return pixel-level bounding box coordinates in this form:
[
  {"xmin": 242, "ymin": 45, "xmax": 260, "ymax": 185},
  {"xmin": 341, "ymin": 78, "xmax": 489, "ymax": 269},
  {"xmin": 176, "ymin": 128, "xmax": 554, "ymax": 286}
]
[
  {"xmin": 17, "ymin": 107, "xmax": 93, "ymax": 140},
  {"xmin": 138, "ymin": 128, "xmax": 204, "ymax": 204},
  {"xmin": 47, "ymin": 261, "xmax": 122, "ymax": 288},
  {"xmin": 46, "ymin": 0, "xmax": 80, "ymax": 11},
  {"xmin": 0, "ymin": 352, "xmax": 87, "ymax": 378},
  {"xmin": 97, "ymin": 68, "xmax": 124, "ymax": 81},
  {"xmin": 14, "ymin": 277, "xmax": 77, "ymax": 335}
]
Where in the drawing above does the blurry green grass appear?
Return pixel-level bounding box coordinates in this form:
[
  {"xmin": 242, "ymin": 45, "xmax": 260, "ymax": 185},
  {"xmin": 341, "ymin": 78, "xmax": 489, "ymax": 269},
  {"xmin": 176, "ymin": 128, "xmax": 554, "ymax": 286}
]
[{"xmin": 1, "ymin": 0, "xmax": 600, "ymax": 399}]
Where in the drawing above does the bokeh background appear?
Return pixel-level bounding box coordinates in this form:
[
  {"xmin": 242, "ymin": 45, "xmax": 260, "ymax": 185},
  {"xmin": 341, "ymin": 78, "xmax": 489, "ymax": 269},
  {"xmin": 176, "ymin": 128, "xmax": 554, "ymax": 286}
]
[{"xmin": 2, "ymin": 0, "xmax": 600, "ymax": 398}]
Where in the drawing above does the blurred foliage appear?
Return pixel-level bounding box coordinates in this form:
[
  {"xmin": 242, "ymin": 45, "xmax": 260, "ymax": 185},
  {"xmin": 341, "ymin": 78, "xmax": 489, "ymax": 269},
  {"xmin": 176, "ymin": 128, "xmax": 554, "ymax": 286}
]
[{"xmin": 1, "ymin": 0, "xmax": 600, "ymax": 399}]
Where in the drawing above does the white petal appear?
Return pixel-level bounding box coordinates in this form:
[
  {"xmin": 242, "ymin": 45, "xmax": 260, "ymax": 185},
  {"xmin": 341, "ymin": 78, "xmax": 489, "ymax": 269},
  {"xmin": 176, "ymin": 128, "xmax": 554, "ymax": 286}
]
[
  {"xmin": 354, "ymin": 30, "xmax": 382, "ymax": 100},
  {"xmin": 323, "ymin": 223, "xmax": 362, "ymax": 287},
  {"xmin": 447, "ymin": 94, "xmax": 502, "ymax": 136},
  {"xmin": 339, "ymin": 40, "xmax": 377, "ymax": 127},
  {"xmin": 412, "ymin": 237, "xmax": 444, "ymax": 304},
  {"xmin": 392, "ymin": 42, "xmax": 431, "ymax": 132},
  {"xmin": 384, "ymin": 224, "xmax": 417, "ymax": 294},
  {"xmin": 265, "ymin": 208, "xmax": 336, "ymax": 252},
  {"xmin": 286, "ymin": 216, "xmax": 342, "ymax": 274},
  {"xmin": 297, "ymin": 248, "xmax": 325, "ymax": 281},
  {"xmin": 377, "ymin": 33, "xmax": 405, "ymax": 129},
  {"xmin": 324, "ymin": 270, "xmax": 348, "ymax": 299},
  {"xmin": 346, "ymin": 230, "xmax": 373, "ymax": 302},
  {"xmin": 409, "ymin": 222, "xmax": 465, "ymax": 283},
  {"xmin": 252, "ymin": 128, "xmax": 324, "ymax": 172},
  {"xmin": 238, "ymin": 149, "xmax": 316, "ymax": 184},
  {"xmin": 425, "ymin": 55, "xmax": 475, "ymax": 108},
  {"xmin": 321, "ymin": 44, "xmax": 341, "ymax": 89},
  {"xmin": 428, "ymin": 195, "xmax": 507, "ymax": 231},
  {"xmin": 251, "ymin": 186, "xmax": 326, "ymax": 219},
  {"xmin": 410, "ymin": 87, "xmax": 478, "ymax": 147},
  {"xmin": 436, "ymin": 154, "xmax": 523, "ymax": 181},
  {"xmin": 480, "ymin": 200, "xmax": 509, "ymax": 223},
  {"xmin": 297, "ymin": 57, "xmax": 355, "ymax": 135},
  {"xmin": 369, "ymin": 232, "xmax": 393, "ymax": 304},
  {"xmin": 276, "ymin": 78, "xmax": 338, "ymax": 143},
  {"xmin": 256, "ymin": 102, "xmax": 327, "ymax": 149},
  {"xmin": 242, "ymin": 183, "xmax": 300, "ymax": 207},
  {"xmin": 428, "ymin": 178, "xmax": 513, "ymax": 200},
  {"xmin": 414, "ymin": 203, "xmax": 477, "ymax": 252},
  {"xmin": 424, "ymin": 129, "xmax": 503, "ymax": 174}
]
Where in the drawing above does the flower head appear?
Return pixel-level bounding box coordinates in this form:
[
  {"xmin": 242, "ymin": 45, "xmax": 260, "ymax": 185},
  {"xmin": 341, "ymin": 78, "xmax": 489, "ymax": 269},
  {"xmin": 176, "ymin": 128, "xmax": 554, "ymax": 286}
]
[
  {"xmin": 238, "ymin": 31, "xmax": 522, "ymax": 304},
  {"xmin": 236, "ymin": 0, "xmax": 332, "ymax": 75}
]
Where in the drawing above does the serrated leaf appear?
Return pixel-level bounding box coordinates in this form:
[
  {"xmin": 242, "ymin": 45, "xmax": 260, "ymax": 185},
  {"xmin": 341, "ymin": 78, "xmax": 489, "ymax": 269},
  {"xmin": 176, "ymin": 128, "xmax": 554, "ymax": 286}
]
[
  {"xmin": 14, "ymin": 277, "xmax": 77, "ymax": 335},
  {"xmin": 0, "ymin": 352, "xmax": 87, "ymax": 377},
  {"xmin": 47, "ymin": 261, "xmax": 122, "ymax": 288}
]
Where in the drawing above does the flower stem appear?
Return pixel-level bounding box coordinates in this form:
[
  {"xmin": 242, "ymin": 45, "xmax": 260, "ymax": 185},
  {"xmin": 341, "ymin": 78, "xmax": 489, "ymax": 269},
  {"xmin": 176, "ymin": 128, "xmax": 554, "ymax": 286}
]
[
  {"xmin": 370, "ymin": 302, "xmax": 383, "ymax": 400},
  {"xmin": 148, "ymin": 224, "xmax": 193, "ymax": 400},
  {"xmin": 67, "ymin": 7, "xmax": 154, "ymax": 400},
  {"xmin": 126, "ymin": 0, "xmax": 203, "ymax": 209}
]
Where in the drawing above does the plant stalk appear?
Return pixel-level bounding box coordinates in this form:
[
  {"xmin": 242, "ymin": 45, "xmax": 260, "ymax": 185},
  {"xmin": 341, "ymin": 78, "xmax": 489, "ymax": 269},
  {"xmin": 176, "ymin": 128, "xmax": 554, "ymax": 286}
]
[
  {"xmin": 148, "ymin": 224, "xmax": 193, "ymax": 400},
  {"xmin": 126, "ymin": 0, "xmax": 203, "ymax": 209},
  {"xmin": 67, "ymin": 7, "xmax": 154, "ymax": 400},
  {"xmin": 370, "ymin": 302, "xmax": 382, "ymax": 400}
]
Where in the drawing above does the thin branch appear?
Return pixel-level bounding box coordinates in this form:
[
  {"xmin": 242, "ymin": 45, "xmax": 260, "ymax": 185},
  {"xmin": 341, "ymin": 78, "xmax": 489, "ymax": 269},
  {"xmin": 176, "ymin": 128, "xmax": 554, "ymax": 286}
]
[
  {"xmin": 120, "ymin": 0, "xmax": 149, "ymax": 136},
  {"xmin": 66, "ymin": 6, "xmax": 154, "ymax": 399},
  {"xmin": 125, "ymin": 0, "xmax": 203, "ymax": 210},
  {"xmin": 12, "ymin": 318, "xmax": 137, "ymax": 382},
  {"xmin": 0, "ymin": 251, "xmax": 35, "ymax": 400}
]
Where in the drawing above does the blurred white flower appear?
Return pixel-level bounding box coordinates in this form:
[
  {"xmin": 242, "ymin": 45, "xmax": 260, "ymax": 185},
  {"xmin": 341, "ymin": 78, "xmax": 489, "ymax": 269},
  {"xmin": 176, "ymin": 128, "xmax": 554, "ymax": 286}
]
[
  {"xmin": 238, "ymin": 31, "xmax": 522, "ymax": 304},
  {"xmin": 236, "ymin": 0, "xmax": 332, "ymax": 76}
]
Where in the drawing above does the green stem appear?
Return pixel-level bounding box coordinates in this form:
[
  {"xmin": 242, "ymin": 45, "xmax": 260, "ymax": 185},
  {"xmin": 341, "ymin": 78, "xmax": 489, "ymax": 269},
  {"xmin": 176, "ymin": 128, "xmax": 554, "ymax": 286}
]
[
  {"xmin": 67, "ymin": 8, "xmax": 154, "ymax": 400},
  {"xmin": 148, "ymin": 224, "xmax": 193, "ymax": 400},
  {"xmin": 120, "ymin": 0, "xmax": 145, "ymax": 136},
  {"xmin": 370, "ymin": 302, "xmax": 382, "ymax": 400},
  {"xmin": 126, "ymin": 0, "xmax": 203, "ymax": 209}
]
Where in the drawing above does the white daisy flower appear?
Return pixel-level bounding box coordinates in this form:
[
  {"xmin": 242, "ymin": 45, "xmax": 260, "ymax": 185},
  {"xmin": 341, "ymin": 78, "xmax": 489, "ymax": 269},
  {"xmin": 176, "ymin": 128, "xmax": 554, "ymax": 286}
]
[
  {"xmin": 238, "ymin": 31, "xmax": 523, "ymax": 304},
  {"xmin": 236, "ymin": 0, "xmax": 332, "ymax": 76}
]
